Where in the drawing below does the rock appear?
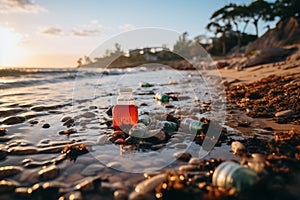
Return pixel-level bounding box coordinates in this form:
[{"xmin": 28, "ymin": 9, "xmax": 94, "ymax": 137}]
[
  {"xmin": 60, "ymin": 191, "xmax": 83, "ymax": 200},
  {"xmin": 173, "ymin": 152, "xmax": 191, "ymax": 162},
  {"xmin": 247, "ymin": 153, "xmax": 265, "ymax": 173},
  {"xmin": 0, "ymin": 149, "xmax": 7, "ymax": 160},
  {"xmin": 0, "ymin": 180, "xmax": 20, "ymax": 193},
  {"xmin": 81, "ymin": 164, "xmax": 105, "ymax": 176},
  {"xmin": 63, "ymin": 118, "xmax": 75, "ymax": 127},
  {"xmin": 107, "ymin": 162, "xmax": 122, "ymax": 169},
  {"xmin": 8, "ymin": 146, "xmax": 39, "ymax": 155},
  {"xmin": 0, "ymin": 128, "xmax": 7, "ymax": 136},
  {"xmin": 0, "ymin": 166, "xmax": 23, "ymax": 178},
  {"xmin": 28, "ymin": 119, "xmax": 39, "ymax": 125},
  {"xmin": 96, "ymin": 135, "xmax": 108, "ymax": 145},
  {"xmin": 134, "ymin": 174, "xmax": 166, "ymax": 194},
  {"xmin": 231, "ymin": 141, "xmax": 246, "ymax": 156},
  {"xmin": 74, "ymin": 176, "xmax": 102, "ymax": 192},
  {"xmin": 81, "ymin": 112, "xmax": 97, "ymax": 118},
  {"xmin": 174, "ymin": 143, "xmax": 187, "ymax": 149},
  {"xmin": 2, "ymin": 116, "xmax": 25, "ymax": 125},
  {"xmin": 189, "ymin": 158, "xmax": 201, "ymax": 165},
  {"xmin": 58, "ymin": 128, "xmax": 77, "ymax": 136},
  {"xmin": 114, "ymin": 190, "xmax": 128, "ymax": 200},
  {"xmin": 61, "ymin": 116, "xmax": 72, "ymax": 122},
  {"xmin": 275, "ymin": 109, "xmax": 296, "ymax": 117},
  {"xmin": 179, "ymin": 165, "xmax": 198, "ymax": 172},
  {"xmin": 38, "ymin": 165, "xmax": 60, "ymax": 181},
  {"xmin": 42, "ymin": 123, "xmax": 50, "ymax": 128}
]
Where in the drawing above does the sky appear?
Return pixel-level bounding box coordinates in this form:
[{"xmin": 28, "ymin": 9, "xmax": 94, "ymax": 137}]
[{"xmin": 0, "ymin": 0, "xmax": 275, "ymax": 68}]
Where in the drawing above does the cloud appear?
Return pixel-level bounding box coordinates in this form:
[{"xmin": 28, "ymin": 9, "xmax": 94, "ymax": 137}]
[
  {"xmin": 119, "ymin": 23, "xmax": 136, "ymax": 31},
  {"xmin": 0, "ymin": 0, "xmax": 46, "ymax": 14},
  {"xmin": 72, "ymin": 29, "xmax": 100, "ymax": 37},
  {"xmin": 40, "ymin": 27, "xmax": 64, "ymax": 36}
]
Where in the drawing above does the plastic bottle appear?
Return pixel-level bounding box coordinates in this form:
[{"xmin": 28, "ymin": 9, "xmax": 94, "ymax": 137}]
[
  {"xmin": 155, "ymin": 93, "xmax": 169, "ymax": 102},
  {"xmin": 113, "ymin": 88, "xmax": 138, "ymax": 131},
  {"xmin": 138, "ymin": 115, "xmax": 152, "ymax": 126},
  {"xmin": 212, "ymin": 161, "xmax": 258, "ymax": 193},
  {"xmin": 180, "ymin": 118, "xmax": 206, "ymax": 134}
]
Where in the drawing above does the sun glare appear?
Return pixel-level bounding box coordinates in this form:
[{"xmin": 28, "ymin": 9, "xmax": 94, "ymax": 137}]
[{"xmin": 0, "ymin": 27, "xmax": 23, "ymax": 66}]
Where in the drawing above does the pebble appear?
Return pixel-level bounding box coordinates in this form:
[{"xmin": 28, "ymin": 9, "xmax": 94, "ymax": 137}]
[
  {"xmin": 248, "ymin": 153, "xmax": 265, "ymax": 173},
  {"xmin": 81, "ymin": 164, "xmax": 105, "ymax": 176},
  {"xmin": 42, "ymin": 123, "xmax": 50, "ymax": 128},
  {"xmin": 189, "ymin": 158, "xmax": 201, "ymax": 165},
  {"xmin": 0, "ymin": 166, "xmax": 23, "ymax": 178},
  {"xmin": 38, "ymin": 165, "xmax": 60, "ymax": 181},
  {"xmin": 0, "ymin": 128, "xmax": 7, "ymax": 136},
  {"xmin": 2, "ymin": 116, "xmax": 26, "ymax": 125},
  {"xmin": 61, "ymin": 116, "xmax": 72, "ymax": 122},
  {"xmin": 63, "ymin": 118, "xmax": 75, "ymax": 127},
  {"xmin": 114, "ymin": 190, "xmax": 128, "ymax": 200},
  {"xmin": 175, "ymin": 143, "xmax": 187, "ymax": 149},
  {"xmin": 173, "ymin": 152, "xmax": 191, "ymax": 162},
  {"xmin": 59, "ymin": 191, "xmax": 83, "ymax": 200},
  {"xmin": 8, "ymin": 146, "xmax": 39, "ymax": 155},
  {"xmin": 28, "ymin": 119, "xmax": 39, "ymax": 125},
  {"xmin": 74, "ymin": 176, "xmax": 102, "ymax": 192},
  {"xmin": 275, "ymin": 109, "xmax": 296, "ymax": 117},
  {"xmin": 0, "ymin": 180, "xmax": 20, "ymax": 193},
  {"xmin": 179, "ymin": 165, "xmax": 198, "ymax": 172},
  {"xmin": 134, "ymin": 174, "xmax": 166, "ymax": 193},
  {"xmin": 231, "ymin": 141, "xmax": 245, "ymax": 155},
  {"xmin": 96, "ymin": 134, "xmax": 108, "ymax": 145},
  {"xmin": 81, "ymin": 111, "xmax": 97, "ymax": 118}
]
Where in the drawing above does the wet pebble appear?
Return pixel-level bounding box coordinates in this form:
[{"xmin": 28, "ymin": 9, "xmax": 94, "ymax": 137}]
[
  {"xmin": 114, "ymin": 190, "xmax": 129, "ymax": 200},
  {"xmin": 28, "ymin": 119, "xmax": 39, "ymax": 125},
  {"xmin": 189, "ymin": 157, "xmax": 201, "ymax": 165},
  {"xmin": 179, "ymin": 165, "xmax": 198, "ymax": 172},
  {"xmin": 134, "ymin": 174, "xmax": 166, "ymax": 193},
  {"xmin": 74, "ymin": 176, "xmax": 102, "ymax": 192},
  {"xmin": 0, "ymin": 128, "xmax": 7, "ymax": 136},
  {"xmin": 0, "ymin": 180, "xmax": 20, "ymax": 193},
  {"xmin": 63, "ymin": 118, "xmax": 75, "ymax": 127},
  {"xmin": 231, "ymin": 141, "xmax": 245, "ymax": 155},
  {"xmin": 8, "ymin": 146, "xmax": 39, "ymax": 155},
  {"xmin": 173, "ymin": 152, "xmax": 191, "ymax": 162},
  {"xmin": 81, "ymin": 164, "xmax": 105, "ymax": 176},
  {"xmin": 38, "ymin": 165, "xmax": 60, "ymax": 181},
  {"xmin": 0, "ymin": 166, "xmax": 23, "ymax": 178},
  {"xmin": 275, "ymin": 109, "xmax": 296, "ymax": 117},
  {"xmin": 42, "ymin": 123, "xmax": 50, "ymax": 128},
  {"xmin": 59, "ymin": 191, "xmax": 83, "ymax": 200},
  {"xmin": 2, "ymin": 116, "xmax": 25, "ymax": 125},
  {"xmin": 58, "ymin": 128, "xmax": 77, "ymax": 136},
  {"xmin": 61, "ymin": 116, "xmax": 72, "ymax": 122},
  {"xmin": 174, "ymin": 143, "xmax": 187, "ymax": 149},
  {"xmin": 81, "ymin": 111, "xmax": 97, "ymax": 118}
]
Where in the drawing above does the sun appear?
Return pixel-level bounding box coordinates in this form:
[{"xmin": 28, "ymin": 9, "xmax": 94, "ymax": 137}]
[{"xmin": 0, "ymin": 27, "xmax": 23, "ymax": 66}]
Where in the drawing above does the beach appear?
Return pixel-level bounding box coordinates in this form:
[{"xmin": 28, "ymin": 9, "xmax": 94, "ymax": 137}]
[{"xmin": 0, "ymin": 54, "xmax": 299, "ymax": 199}]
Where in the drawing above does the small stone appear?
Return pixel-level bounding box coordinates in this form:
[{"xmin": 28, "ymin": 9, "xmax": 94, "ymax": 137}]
[
  {"xmin": 8, "ymin": 146, "xmax": 38, "ymax": 155},
  {"xmin": 82, "ymin": 112, "xmax": 97, "ymax": 118},
  {"xmin": 0, "ymin": 180, "xmax": 20, "ymax": 193},
  {"xmin": 28, "ymin": 120, "xmax": 39, "ymax": 125},
  {"xmin": 38, "ymin": 165, "xmax": 59, "ymax": 181},
  {"xmin": 61, "ymin": 116, "xmax": 72, "ymax": 122},
  {"xmin": 59, "ymin": 191, "xmax": 83, "ymax": 200},
  {"xmin": 0, "ymin": 128, "xmax": 7, "ymax": 136},
  {"xmin": 135, "ymin": 174, "xmax": 166, "ymax": 193},
  {"xmin": 107, "ymin": 161, "xmax": 122, "ymax": 169},
  {"xmin": 173, "ymin": 152, "xmax": 191, "ymax": 162},
  {"xmin": 275, "ymin": 109, "xmax": 296, "ymax": 117},
  {"xmin": 74, "ymin": 176, "xmax": 102, "ymax": 192},
  {"xmin": 231, "ymin": 141, "xmax": 245, "ymax": 155},
  {"xmin": 0, "ymin": 166, "xmax": 23, "ymax": 178},
  {"xmin": 114, "ymin": 190, "xmax": 128, "ymax": 200},
  {"xmin": 174, "ymin": 143, "xmax": 187, "ymax": 149},
  {"xmin": 2, "ymin": 116, "xmax": 25, "ymax": 125},
  {"xmin": 189, "ymin": 158, "xmax": 201, "ymax": 165},
  {"xmin": 179, "ymin": 165, "xmax": 198, "ymax": 172},
  {"xmin": 247, "ymin": 153, "xmax": 265, "ymax": 173},
  {"xmin": 58, "ymin": 128, "xmax": 77, "ymax": 136},
  {"xmin": 63, "ymin": 118, "xmax": 75, "ymax": 127},
  {"xmin": 42, "ymin": 123, "xmax": 50, "ymax": 128}
]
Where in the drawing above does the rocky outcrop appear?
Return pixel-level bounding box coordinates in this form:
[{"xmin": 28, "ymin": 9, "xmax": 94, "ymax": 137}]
[{"xmin": 245, "ymin": 17, "xmax": 300, "ymax": 53}]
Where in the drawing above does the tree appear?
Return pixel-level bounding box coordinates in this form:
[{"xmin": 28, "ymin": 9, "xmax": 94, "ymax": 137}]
[
  {"xmin": 247, "ymin": 0, "xmax": 272, "ymax": 38},
  {"xmin": 272, "ymin": 0, "xmax": 300, "ymax": 20},
  {"xmin": 173, "ymin": 32, "xmax": 193, "ymax": 59}
]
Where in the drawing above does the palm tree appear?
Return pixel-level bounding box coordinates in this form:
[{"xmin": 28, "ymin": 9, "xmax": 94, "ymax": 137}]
[{"xmin": 207, "ymin": 21, "xmax": 231, "ymax": 55}]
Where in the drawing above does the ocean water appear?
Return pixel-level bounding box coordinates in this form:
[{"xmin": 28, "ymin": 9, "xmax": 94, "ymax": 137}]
[{"xmin": 0, "ymin": 66, "xmax": 229, "ymax": 174}]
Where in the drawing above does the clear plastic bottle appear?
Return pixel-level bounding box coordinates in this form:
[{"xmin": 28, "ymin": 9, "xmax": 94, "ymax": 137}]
[
  {"xmin": 180, "ymin": 118, "xmax": 206, "ymax": 134},
  {"xmin": 113, "ymin": 88, "xmax": 138, "ymax": 131},
  {"xmin": 212, "ymin": 161, "xmax": 258, "ymax": 193}
]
